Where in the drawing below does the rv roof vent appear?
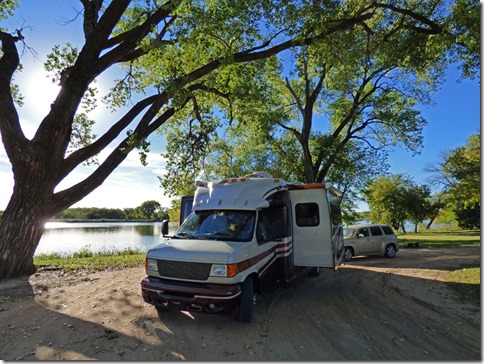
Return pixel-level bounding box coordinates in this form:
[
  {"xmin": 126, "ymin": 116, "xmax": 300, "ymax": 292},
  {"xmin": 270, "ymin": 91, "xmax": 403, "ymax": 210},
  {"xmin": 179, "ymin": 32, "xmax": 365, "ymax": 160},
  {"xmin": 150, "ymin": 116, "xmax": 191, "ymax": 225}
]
[{"xmin": 244, "ymin": 171, "xmax": 273, "ymax": 179}]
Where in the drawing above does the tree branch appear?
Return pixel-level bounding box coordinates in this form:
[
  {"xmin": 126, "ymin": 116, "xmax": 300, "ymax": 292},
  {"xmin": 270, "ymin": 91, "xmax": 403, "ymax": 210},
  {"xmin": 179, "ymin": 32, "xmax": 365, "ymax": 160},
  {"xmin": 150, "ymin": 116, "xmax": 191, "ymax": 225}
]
[
  {"xmin": 93, "ymin": 2, "xmax": 177, "ymax": 73},
  {"xmin": 62, "ymin": 94, "xmax": 159, "ymax": 174},
  {"xmin": 0, "ymin": 30, "xmax": 28, "ymax": 158},
  {"xmin": 53, "ymin": 99, "xmax": 189, "ymax": 211},
  {"xmin": 284, "ymin": 77, "xmax": 305, "ymax": 116},
  {"xmin": 373, "ymin": 2, "xmax": 443, "ymax": 35}
]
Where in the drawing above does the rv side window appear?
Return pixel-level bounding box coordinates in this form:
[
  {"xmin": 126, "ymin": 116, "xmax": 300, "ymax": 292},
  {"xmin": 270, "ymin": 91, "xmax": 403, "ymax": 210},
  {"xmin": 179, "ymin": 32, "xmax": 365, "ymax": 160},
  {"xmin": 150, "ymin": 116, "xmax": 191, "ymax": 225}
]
[
  {"xmin": 328, "ymin": 192, "xmax": 342, "ymax": 226},
  {"xmin": 180, "ymin": 196, "xmax": 194, "ymax": 223},
  {"xmin": 295, "ymin": 203, "xmax": 319, "ymax": 227},
  {"xmin": 256, "ymin": 207, "xmax": 289, "ymax": 244}
]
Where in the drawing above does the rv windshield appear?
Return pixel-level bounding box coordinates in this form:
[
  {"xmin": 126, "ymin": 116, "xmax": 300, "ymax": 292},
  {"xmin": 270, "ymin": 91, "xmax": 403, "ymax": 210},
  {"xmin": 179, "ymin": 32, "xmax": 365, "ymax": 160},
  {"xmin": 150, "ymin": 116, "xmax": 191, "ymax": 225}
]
[{"xmin": 174, "ymin": 210, "xmax": 256, "ymax": 242}]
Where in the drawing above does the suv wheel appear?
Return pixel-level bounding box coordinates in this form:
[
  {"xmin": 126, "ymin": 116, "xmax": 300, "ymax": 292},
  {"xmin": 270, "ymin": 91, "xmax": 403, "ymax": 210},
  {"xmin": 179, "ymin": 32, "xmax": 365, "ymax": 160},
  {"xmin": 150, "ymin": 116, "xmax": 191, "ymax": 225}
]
[
  {"xmin": 384, "ymin": 244, "xmax": 397, "ymax": 258},
  {"xmin": 344, "ymin": 247, "xmax": 353, "ymax": 261}
]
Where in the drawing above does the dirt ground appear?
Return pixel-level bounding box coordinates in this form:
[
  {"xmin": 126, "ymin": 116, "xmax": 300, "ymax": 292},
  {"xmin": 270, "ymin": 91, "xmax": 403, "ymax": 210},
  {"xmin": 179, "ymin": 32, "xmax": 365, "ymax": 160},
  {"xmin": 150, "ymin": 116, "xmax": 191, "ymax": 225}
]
[{"xmin": 0, "ymin": 247, "xmax": 480, "ymax": 360}]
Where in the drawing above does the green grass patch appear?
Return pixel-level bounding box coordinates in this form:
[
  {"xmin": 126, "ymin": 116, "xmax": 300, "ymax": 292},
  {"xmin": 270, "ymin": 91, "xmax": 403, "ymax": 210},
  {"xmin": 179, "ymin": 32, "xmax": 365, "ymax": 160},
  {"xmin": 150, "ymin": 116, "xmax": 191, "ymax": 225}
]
[
  {"xmin": 397, "ymin": 230, "xmax": 480, "ymax": 305},
  {"xmin": 445, "ymin": 265, "xmax": 480, "ymax": 305},
  {"xmin": 34, "ymin": 248, "xmax": 145, "ymax": 271},
  {"xmin": 398, "ymin": 230, "xmax": 480, "ymax": 248}
]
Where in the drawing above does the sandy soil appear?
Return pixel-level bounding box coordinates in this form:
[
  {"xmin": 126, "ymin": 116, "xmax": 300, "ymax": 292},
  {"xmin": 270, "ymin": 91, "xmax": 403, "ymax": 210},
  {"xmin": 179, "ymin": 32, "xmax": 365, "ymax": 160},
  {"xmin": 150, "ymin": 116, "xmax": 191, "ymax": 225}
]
[{"xmin": 0, "ymin": 247, "xmax": 480, "ymax": 360}]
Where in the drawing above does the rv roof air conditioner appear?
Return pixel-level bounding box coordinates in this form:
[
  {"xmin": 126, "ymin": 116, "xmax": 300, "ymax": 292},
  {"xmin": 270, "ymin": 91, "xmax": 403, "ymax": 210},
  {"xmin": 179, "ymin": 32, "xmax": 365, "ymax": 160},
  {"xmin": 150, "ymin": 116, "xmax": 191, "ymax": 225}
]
[{"xmin": 244, "ymin": 171, "xmax": 273, "ymax": 179}]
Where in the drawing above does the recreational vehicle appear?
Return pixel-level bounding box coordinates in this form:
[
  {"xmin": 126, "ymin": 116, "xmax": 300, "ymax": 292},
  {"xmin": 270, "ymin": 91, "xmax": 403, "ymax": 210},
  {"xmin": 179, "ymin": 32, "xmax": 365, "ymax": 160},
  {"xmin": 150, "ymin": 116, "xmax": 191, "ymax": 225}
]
[{"xmin": 141, "ymin": 172, "xmax": 344, "ymax": 322}]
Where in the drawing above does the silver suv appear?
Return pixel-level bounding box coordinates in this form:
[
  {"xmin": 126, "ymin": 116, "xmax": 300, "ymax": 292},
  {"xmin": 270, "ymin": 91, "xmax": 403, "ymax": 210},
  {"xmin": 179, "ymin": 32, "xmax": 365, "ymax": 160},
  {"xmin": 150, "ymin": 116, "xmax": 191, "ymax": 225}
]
[{"xmin": 343, "ymin": 224, "xmax": 398, "ymax": 261}]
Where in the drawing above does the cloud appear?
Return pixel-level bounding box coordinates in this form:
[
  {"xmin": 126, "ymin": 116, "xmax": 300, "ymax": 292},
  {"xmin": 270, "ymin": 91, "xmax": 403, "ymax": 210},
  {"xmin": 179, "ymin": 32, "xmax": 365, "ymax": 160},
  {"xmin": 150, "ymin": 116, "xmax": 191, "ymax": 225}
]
[
  {"xmin": 0, "ymin": 170, "xmax": 14, "ymax": 209},
  {"xmin": 0, "ymin": 139, "xmax": 171, "ymax": 210}
]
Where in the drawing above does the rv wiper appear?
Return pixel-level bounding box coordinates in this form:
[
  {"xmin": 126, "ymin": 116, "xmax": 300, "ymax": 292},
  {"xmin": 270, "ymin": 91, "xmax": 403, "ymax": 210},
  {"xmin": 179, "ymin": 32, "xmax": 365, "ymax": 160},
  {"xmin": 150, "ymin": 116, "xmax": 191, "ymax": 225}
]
[
  {"xmin": 173, "ymin": 232, "xmax": 198, "ymax": 239},
  {"xmin": 200, "ymin": 232, "xmax": 232, "ymax": 240}
]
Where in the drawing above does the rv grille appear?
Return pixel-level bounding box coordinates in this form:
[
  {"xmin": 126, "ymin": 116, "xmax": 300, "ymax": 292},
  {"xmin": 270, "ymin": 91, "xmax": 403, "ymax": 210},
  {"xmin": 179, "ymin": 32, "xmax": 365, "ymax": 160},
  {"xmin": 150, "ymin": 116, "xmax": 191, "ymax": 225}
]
[{"xmin": 156, "ymin": 260, "xmax": 212, "ymax": 280}]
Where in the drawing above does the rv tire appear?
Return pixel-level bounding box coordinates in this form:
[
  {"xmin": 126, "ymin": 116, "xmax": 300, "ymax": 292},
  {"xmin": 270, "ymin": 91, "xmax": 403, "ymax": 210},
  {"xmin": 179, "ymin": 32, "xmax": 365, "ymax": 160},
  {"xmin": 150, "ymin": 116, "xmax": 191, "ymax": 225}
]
[
  {"xmin": 235, "ymin": 277, "xmax": 254, "ymax": 323},
  {"xmin": 308, "ymin": 267, "xmax": 320, "ymax": 277},
  {"xmin": 156, "ymin": 306, "xmax": 169, "ymax": 320}
]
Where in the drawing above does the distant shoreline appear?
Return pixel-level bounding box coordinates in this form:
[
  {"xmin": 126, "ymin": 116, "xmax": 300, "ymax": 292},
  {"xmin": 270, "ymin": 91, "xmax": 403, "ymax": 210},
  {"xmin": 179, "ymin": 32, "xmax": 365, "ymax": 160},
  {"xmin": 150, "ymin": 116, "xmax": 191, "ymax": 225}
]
[{"xmin": 48, "ymin": 219, "xmax": 163, "ymax": 223}]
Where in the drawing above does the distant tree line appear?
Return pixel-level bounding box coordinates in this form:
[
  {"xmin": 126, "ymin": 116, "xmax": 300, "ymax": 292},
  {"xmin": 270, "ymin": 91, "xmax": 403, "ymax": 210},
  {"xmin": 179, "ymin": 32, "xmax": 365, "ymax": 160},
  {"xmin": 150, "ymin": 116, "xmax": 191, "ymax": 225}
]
[
  {"xmin": 364, "ymin": 133, "xmax": 480, "ymax": 232},
  {"xmin": 51, "ymin": 200, "xmax": 169, "ymax": 221}
]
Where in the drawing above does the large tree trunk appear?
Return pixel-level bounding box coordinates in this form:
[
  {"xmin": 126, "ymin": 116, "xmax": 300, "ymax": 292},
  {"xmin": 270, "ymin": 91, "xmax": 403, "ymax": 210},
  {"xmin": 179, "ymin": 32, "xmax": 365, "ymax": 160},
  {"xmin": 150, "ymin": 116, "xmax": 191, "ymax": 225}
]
[{"xmin": 0, "ymin": 195, "xmax": 51, "ymax": 277}]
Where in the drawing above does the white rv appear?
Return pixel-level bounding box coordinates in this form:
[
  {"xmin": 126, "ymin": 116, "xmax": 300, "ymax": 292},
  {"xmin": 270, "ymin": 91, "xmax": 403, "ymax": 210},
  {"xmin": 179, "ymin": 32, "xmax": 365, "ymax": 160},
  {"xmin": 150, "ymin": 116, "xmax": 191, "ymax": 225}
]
[{"xmin": 141, "ymin": 172, "xmax": 344, "ymax": 322}]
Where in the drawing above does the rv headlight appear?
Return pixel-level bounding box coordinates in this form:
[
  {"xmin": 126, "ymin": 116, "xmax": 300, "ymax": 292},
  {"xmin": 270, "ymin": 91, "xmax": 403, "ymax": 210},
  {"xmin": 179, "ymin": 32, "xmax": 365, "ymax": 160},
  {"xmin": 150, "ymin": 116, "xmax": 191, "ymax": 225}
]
[
  {"xmin": 210, "ymin": 264, "xmax": 238, "ymax": 277},
  {"xmin": 210, "ymin": 264, "xmax": 227, "ymax": 276},
  {"xmin": 145, "ymin": 258, "xmax": 158, "ymax": 271}
]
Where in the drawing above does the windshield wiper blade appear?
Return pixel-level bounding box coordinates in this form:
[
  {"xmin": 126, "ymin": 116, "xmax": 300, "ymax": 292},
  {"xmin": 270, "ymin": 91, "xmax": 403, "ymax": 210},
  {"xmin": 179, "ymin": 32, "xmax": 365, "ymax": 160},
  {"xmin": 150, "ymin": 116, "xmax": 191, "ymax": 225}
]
[
  {"xmin": 173, "ymin": 232, "xmax": 198, "ymax": 239},
  {"xmin": 199, "ymin": 232, "xmax": 233, "ymax": 240}
]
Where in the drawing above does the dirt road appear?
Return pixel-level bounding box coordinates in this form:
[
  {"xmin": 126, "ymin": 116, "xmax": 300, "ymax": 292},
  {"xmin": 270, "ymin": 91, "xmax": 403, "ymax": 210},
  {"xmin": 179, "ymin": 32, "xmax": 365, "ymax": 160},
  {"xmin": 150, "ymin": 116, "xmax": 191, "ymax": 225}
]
[{"xmin": 0, "ymin": 247, "xmax": 480, "ymax": 360}]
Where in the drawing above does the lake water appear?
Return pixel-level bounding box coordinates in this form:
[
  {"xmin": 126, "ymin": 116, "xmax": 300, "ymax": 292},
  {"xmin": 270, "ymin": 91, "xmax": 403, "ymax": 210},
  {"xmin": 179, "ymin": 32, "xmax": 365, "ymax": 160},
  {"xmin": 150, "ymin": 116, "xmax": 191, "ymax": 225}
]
[
  {"xmin": 36, "ymin": 222, "xmax": 178, "ymax": 256},
  {"xmin": 36, "ymin": 220, "xmax": 450, "ymax": 256}
]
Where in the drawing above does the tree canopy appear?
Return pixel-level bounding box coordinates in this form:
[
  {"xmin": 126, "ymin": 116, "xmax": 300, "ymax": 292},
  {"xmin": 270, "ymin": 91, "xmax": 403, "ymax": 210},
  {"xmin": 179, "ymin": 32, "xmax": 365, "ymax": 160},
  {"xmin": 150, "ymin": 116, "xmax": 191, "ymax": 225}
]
[
  {"xmin": 426, "ymin": 133, "xmax": 480, "ymax": 229},
  {"xmin": 159, "ymin": 0, "xmax": 480, "ymax": 220},
  {"xmin": 364, "ymin": 174, "xmax": 433, "ymax": 232}
]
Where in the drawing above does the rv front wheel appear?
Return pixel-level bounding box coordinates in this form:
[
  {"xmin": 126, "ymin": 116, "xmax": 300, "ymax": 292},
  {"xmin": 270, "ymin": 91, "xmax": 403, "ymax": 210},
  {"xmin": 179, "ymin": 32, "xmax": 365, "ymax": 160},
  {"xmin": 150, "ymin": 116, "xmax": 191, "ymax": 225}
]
[{"xmin": 235, "ymin": 277, "xmax": 255, "ymax": 323}]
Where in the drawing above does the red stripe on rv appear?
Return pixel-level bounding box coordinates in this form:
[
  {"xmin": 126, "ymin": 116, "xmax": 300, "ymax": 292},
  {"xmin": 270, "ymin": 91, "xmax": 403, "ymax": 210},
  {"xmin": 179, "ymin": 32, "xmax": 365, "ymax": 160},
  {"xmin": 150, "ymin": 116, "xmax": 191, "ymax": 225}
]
[{"xmin": 235, "ymin": 241, "xmax": 292, "ymax": 274}]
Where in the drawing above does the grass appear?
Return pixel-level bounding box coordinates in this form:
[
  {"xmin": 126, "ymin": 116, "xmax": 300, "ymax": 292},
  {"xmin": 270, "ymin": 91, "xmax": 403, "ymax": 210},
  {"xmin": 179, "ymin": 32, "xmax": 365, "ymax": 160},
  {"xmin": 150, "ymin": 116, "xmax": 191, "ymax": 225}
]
[
  {"xmin": 398, "ymin": 229, "xmax": 480, "ymax": 248},
  {"xmin": 444, "ymin": 265, "xmax": 480, "ymax": 305},
  {"xmin": 397, "ymin": 230, "xmax": 480, "ymax": 303},
  {"xmin": 398, "ymin": 230, "xmax": 480, "ymax": 305},
  {"xmin": 34, "ymin": 247, "xmax": 145, "ymax": 272}
]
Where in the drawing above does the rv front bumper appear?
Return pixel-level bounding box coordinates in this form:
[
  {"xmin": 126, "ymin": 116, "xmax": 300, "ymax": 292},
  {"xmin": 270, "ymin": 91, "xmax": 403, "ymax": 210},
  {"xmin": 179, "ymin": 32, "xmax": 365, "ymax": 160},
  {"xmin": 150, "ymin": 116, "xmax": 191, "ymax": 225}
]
[{"xmin": 141, "ymin": 276, "xmax": 241, "ymax": 314}]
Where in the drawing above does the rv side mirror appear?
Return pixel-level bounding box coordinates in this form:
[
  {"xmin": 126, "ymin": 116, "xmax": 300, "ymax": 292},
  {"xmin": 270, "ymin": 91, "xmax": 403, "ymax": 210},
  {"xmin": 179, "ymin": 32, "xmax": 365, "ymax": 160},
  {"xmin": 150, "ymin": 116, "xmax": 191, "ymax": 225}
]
[
  {"xmin": 255, "ymin": 200, "xmax": 270, "ymax": 209},
  {"xmin": 161, "ymin": 219, "xmax": 170, "ymax": 236}
]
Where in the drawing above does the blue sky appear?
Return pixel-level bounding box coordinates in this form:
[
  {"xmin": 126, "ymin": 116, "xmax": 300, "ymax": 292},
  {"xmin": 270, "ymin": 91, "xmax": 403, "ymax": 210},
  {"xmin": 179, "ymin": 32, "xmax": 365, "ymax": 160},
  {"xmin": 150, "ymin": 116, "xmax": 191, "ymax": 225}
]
[{"xmin": 0, "ymin": 1, "xmax": 480, "ymax": 211}]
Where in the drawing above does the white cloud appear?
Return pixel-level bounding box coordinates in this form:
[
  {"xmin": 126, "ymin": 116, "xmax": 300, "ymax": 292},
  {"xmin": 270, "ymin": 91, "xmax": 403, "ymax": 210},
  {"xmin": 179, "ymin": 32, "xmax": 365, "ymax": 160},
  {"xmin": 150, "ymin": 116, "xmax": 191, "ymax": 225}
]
[
  {"xmin": 71, "ymin": 176, "xmax": 172, "ymax": 209},
  {"xmin": 54, "ymin": 149, "xmax": 171, "ymax": 209},
  {"xmin": 0, "ymin": 138, "xmax": 172, "ymax": 210},
  {"xmin": 0, "ymin": 170, "xmax": 14, "ymax": 210}
]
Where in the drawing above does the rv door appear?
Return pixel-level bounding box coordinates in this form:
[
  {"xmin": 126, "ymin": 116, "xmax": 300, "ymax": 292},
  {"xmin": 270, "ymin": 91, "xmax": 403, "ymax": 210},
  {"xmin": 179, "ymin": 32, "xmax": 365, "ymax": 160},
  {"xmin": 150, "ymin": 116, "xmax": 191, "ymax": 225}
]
[{"xmin": 290, "ymin": 188, "xmax": 344, "ymax": 268}]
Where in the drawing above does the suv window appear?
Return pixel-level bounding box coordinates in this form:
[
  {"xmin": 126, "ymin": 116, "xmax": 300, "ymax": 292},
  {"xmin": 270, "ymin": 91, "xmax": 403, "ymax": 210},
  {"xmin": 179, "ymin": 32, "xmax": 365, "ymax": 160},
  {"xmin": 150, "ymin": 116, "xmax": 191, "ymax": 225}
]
[
  {"xmin": 370, "ymin": 226, "xmax": 383, "ymax": 236},
  {"xmin": 382, "ymin": 226, "xmax": 395, "ymax": 235},
  {"xmin": 358, "ymin": 227, "xmax": 370, "ymax": 237}
]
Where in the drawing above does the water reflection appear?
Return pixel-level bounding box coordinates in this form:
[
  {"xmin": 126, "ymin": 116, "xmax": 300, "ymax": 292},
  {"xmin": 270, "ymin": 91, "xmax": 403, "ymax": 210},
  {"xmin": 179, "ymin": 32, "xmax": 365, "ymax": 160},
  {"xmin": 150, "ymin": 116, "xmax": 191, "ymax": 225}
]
[{"xmin": 36, "ymin": 222, "xmax": 175, "ymax": 256}]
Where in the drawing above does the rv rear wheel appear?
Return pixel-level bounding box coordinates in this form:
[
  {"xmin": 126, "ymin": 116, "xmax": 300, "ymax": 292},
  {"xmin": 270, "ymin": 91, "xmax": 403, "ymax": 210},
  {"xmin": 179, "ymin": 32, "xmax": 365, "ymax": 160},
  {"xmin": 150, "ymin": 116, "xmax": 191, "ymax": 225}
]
[
  {"xmin": 156, "ymin": 306, "xmax": 169, "ymax": 320},
  {"xmin": 308, "ymin": 267, "xmax": 320, "ymax": 276},
  {"xmin": 235, "ymin": 277, "xmax": 255, "ymax": 323}
]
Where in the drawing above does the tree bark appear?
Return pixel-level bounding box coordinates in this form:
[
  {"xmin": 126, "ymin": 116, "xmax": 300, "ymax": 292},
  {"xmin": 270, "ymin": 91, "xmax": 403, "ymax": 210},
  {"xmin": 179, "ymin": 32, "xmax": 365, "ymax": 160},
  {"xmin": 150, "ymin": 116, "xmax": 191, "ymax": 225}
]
[{"xmin": 0, "ymin": 187, "xmax": 52, "ymax": 277}]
